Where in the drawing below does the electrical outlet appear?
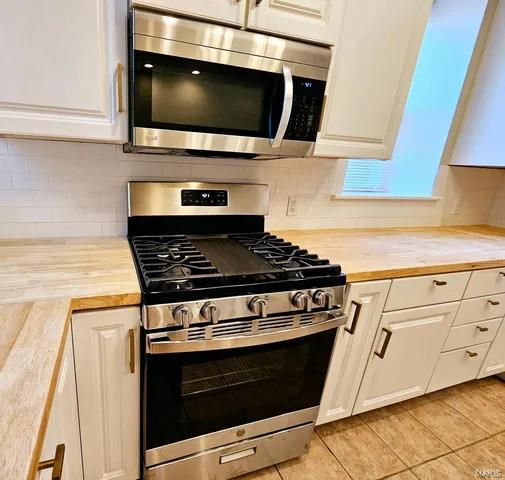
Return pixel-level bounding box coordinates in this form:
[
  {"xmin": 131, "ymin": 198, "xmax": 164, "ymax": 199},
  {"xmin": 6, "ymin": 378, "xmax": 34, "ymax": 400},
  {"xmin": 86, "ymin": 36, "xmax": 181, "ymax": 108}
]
[
  {"xmin": 286, "ymin": 195, "xmax": 299, "ymax": 216},
  {"xmin": 451, "ymin": 196, "xmax": 464, "ymax": 215}
]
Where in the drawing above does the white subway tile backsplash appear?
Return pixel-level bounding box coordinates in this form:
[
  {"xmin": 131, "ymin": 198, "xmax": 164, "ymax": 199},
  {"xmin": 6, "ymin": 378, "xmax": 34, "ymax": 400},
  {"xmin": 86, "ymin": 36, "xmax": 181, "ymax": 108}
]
[
  {"xmin": 0, "ymin": 174, "xmax": 12, "ymax": 190},
  {"xmin": 0, "ymin": 138, "xmax": 498, "ymax": 239},
  {"xmin": 7, "ymin": 138, "xmax": 45, "ymax": 156},
  {"xmin": 0, "ymin": 155, "xmax": 30, "ymax": 173},
  {"xmin": 0, "ymin": 191, "xmax": 33, "ymax": 206},
  {"xmin": 85, "ymin": 207, "xmax": 116, "ymax": 222},
  {"xmin": 12, "ymin": 173, "xmax": 50, "ymax": 190}
]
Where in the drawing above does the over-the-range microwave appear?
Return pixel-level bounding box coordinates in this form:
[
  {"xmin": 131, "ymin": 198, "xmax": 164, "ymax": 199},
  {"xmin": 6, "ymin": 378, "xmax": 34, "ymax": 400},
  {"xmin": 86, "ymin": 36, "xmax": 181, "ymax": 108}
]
[{"xmin": 126, "ymin": 8, "xmax": 331, "ymax": 158}]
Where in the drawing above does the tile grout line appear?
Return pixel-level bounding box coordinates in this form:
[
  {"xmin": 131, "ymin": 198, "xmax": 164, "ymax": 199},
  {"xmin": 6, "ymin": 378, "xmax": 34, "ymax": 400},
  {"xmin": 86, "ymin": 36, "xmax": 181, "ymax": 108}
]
[{"xmin": 313, "ymin": 429, "xmax": 357, "ymax": 480}]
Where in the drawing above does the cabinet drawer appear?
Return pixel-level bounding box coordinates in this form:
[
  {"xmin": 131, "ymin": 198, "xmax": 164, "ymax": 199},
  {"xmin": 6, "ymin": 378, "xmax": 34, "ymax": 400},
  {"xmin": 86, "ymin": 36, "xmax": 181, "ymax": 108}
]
[
  {"xmin": 384, "ymin": 272, "xmax": 471, "ymax": 311},
  {"xmin": 454, "ymin": 294, "xmax": 505, "ymax": 326},
  {"xmin": 427, "ymin": 343, "xmax": 490, "ymax": 393},
  {"xmin": 464, "ymin": 267, "xmax": 505, "ymax": 298},
  {"xmin": 443, "ymin": 318, "xmax": 502, "ymax": 351}
]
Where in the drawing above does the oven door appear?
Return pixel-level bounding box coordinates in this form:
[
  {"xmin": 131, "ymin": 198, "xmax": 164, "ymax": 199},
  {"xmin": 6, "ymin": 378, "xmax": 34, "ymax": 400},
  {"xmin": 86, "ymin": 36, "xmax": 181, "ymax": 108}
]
[
  {"xmin": 131, "ymin": 39, "xmax": 326, "ymax": 157},
  {"xmin": 143, "ymin": 313, "xmax": 344, "ymax": 470}
]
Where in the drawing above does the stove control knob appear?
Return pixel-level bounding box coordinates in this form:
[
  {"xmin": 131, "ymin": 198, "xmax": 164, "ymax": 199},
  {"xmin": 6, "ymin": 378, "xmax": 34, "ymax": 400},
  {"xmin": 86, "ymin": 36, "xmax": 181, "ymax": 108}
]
[
  {"xmin": 201, "ymin": 302, "xmax": 220, "ymax": 324},
  {"xmin": 249, "ymin": 296, "xmax": 268, "ymax": 318},
  {"xmin": 312, "ymin": 290, "xmax": 334, "ymax": 309},
  {"xmin": 292, "ymin": 292, "xmax": 312, "ymax": 312},
  {"xmin": 173, "ymin": 305, "xmax": 192, "ymax": 328}
]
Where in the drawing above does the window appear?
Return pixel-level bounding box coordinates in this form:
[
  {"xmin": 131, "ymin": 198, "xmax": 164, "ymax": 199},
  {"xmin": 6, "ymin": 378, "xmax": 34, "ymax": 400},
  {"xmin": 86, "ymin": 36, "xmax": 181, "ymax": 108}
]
[{"xmin": 342, "ymin": 0, "xmax": 488, "ymax": 197}]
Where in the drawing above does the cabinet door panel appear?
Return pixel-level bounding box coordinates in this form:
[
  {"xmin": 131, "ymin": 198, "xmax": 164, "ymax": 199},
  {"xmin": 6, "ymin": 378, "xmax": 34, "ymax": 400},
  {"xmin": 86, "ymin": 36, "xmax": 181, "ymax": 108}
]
[
  {"xmin": 317, "ymin": 280, "xmax": 391, "ymax": 425},
  {"xmin": 37, "ymin": 332, "xmax": 83, "ymax": 480},
  {"xmin": 479, "ymin": 319, "xmax": 505, "ymax": 378},
  {"xmin": 247, "ymin": 0, "xmax": 346, "ymax": 45},
  {"xmin": 73, "ymin": 307, "xmax": 140, "ymax": 480},
  {"xmin": 353, "ymin": 302, "xmax": 458, "ymax": 414},
  {"xmin": 315, "ymin": 0, "xmax": 431, "ymax": 159},
  {"xmin": 132, "ymin": 0, "xmax": 244, "ymax": 26},
  {"xmin": 0, "ymin": 0, "xmax": 127, "ymax": 142}
]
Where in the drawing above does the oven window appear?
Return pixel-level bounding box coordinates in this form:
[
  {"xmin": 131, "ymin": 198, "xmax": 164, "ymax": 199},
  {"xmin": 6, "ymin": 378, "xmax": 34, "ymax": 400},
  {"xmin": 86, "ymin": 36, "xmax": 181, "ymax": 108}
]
[
  {"xmin": 145, "ymin": 329, "xmax": 336, "ymax": 450},
  {"xmin": 133, "ymin": 51, "xmax": 284, "ymax": 138}
]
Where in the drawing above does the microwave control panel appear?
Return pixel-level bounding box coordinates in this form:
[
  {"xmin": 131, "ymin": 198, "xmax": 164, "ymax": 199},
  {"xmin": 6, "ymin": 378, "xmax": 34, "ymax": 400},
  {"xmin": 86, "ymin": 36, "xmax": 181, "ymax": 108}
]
[
  {"xmin": 285, "ymin": 77, "xmax": 326, "ymax": 142},
  {"xmin": 181, "ymin": 189, "xmax": 228, "ymax": 207}
]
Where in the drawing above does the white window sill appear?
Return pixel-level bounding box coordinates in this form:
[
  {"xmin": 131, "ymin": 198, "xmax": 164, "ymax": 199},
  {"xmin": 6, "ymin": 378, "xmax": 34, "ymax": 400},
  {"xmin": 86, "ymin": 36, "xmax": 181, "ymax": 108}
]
[{"xmin": 331, "ymin": 195, "xmax": 442, "ymax": 202}]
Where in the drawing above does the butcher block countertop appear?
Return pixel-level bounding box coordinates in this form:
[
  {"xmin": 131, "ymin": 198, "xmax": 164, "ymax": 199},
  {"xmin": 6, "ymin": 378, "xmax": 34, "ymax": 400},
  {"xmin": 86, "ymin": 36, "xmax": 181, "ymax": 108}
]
[
  {"xmin": 274, "ymin": 225, "xmax": 505, "ymax": 282},
  {"xmin": 0, "ymin": 237, "xmax": 140, "ymax": 480},
  {"xmin": 1, "ymin": 225, "xmax": 505, "ymax": 480}
]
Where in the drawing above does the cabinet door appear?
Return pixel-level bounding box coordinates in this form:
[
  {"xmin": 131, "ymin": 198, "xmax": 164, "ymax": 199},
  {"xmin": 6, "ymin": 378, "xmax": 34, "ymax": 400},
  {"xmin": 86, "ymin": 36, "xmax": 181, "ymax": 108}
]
[
  {"xmin": 247, "ymin": 0, "xmax": 346, "ymax": 45},
  {"xmin": 73, "ymin": 307, "xmax": 140, "ymax": 480},
  {"xmin": 132, "ymin": 0, "xmax": 245, "ymax": 26},
  {"xmin": 0, "ymin": 0, "xmax": 127, "ymax": 142},
  {"xmin": 317, "ymin": 280, "xmax": 391, "ymax": 425},
  {"xmin": 37, "ymin": 332, "xmax": 83, "ymax": 480},
  {"xmin": 478, "ymin": 318, "xmax": 505, "ymax": 378},
  {"xmin": 314, "ymin": 0, "xmax": 432, "ymax": 159},
  {"xmin": 353, "ymin": 302, "xmax": 458, "ymax": 414}
]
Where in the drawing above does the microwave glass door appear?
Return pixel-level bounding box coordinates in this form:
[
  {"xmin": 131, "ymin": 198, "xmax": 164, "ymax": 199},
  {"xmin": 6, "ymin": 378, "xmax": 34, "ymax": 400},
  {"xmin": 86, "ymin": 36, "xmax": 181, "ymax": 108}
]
[
  {"xmin": 134, "ymin": 51, "xmax": 284, "ymax": 139},
  {"xmin": 144, "ymin": 328, "xmax": 336, "ymax": 451}
]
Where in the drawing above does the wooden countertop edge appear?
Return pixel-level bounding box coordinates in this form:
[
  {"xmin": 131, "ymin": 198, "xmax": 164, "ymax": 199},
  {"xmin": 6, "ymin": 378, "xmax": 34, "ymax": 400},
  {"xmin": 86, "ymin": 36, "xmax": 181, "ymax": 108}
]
[
  {"xmin": 70, "ymin": 291, "xmax": 141, "ymax": 311},
  {"xmin": 346, "ymin": 258, "xmax": 505, "ymax": 283},
  {"xmin": 27, "ymin": 301, "xmax": 72, "ymax": 480}
]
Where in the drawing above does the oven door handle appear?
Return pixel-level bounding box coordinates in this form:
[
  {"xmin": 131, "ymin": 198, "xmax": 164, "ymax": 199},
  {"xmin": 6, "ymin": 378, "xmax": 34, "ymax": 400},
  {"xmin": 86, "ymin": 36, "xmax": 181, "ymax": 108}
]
[
  {"xmin": 146, "ymin": 312, "xmax": 346, "ymax": 354},
  {"xmin": 271, "ymin": 65, "xmax": 293, "ymax": 149}
]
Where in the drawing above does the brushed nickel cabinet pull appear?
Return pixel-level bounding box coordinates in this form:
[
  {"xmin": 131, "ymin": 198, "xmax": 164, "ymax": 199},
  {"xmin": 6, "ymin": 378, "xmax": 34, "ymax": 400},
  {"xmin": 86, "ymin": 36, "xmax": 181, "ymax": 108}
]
[
  {"xmin": 476, "ymin": 326, "xmax": 489, "ymax": 332},
  {"xmin": 345, "ymin": 300, "xmax": 362, "ymax": 335},
  {"xmin": 116, "ymin": 62, "xmax": 124, "ymax": 113},
  {"xmin": 466, "ymin": 350, "xmax": 478, "ymax": 357},
  {"xmin": 433, "ymin": 280, "xmax": 447, "ymax": 286},
  {"xmin": 487, "ymin": 299, "xmax": 500, "ymax": 306},
  {"xmin": 500, "ymin": 272, "xmax": 505, "ymax": 277},
  {"xmin": 128, "ymin": 328, "xmax": 135, "ymax": 374},
  {"xmin": 38, "ymin": 443, "xmax": 65, "ymax": 480},
  {"xmin": 374, "ymin": 328, "xmax": 393, "ymax": 359}
]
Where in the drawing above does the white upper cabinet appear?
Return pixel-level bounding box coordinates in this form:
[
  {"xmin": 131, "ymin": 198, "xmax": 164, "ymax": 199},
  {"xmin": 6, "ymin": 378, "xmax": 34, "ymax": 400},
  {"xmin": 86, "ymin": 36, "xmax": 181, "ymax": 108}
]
[
  {"xmin": 133, "ymin": 0, "xmax": 245, "ymax": 26},
  {"xmin": 315, "ymin": 0, "xmax": 432, "ymax": 159},
  {"xmin": 0, "ymin": 0, "xmax": 127, "ymax": 142},
  {"xmin": 449, "ymin": 1, "xmax": 505, "ymax": 167},
  {"xmin": 247, "ymin": 0, "xmax": 347, "ymax": 45}
]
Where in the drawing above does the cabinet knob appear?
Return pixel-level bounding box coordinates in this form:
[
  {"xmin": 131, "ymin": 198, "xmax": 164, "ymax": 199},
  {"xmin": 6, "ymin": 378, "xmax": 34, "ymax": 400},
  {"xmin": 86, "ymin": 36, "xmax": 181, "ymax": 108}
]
[
  {"xmin": 38, "ymin": 443, "xmax": 65, "ymax": 480},
  {"xmin": 476, "ymin": 326, "xmax": 489, "ymax": 332},
  {"xmin": 433, "ymin": 280, "xmax": 447, "ymax": 286},
  {"xmin": 466, "ymin": 350, "xmax": 478, "ymax": 358},
  {"xmin": 487, "ymin": 299, "xmax": 500, "ymax": 306}
]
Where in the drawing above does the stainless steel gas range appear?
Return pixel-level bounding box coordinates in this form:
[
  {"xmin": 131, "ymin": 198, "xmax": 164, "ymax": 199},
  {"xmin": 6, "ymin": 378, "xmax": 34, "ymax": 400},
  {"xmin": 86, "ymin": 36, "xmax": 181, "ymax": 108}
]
[{"xmin": 127, "ymin": 181, "xmax": 347, "ymax": 480}]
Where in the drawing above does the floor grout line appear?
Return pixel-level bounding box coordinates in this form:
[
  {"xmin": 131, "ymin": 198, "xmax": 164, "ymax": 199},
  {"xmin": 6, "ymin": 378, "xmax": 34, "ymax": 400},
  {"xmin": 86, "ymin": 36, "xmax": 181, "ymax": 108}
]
[{"xmin": 313, "ymin": 429, "xmax": 358, "ymax": 480}]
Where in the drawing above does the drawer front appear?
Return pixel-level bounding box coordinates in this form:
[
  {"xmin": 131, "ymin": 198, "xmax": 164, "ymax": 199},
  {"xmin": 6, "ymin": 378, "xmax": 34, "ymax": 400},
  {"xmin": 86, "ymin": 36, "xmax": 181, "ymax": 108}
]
[
  {"xmin": 427, "ymin": 342, "xmax": 490, "ymax": 393},
  {"xmin": 464, "ymin": 267, "xmax": 505, "ymax": 299},
  {"xmin": 385, "ymin": 272, "xmax": 471, "ymax": 311},
  {"xmin": 454, "ymin": 294, "xmax": 505, "ymax": 326},
  {"xmin": 443, "ymin": 318, "xmax": 502, "ymax": 351}
]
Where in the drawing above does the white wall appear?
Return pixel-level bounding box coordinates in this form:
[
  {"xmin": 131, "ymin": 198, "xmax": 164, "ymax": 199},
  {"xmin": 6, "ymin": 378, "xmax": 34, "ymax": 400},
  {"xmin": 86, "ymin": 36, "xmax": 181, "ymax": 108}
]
[
  {"xmin": 488, "ymin": 175, "xmax": 505, "ymax": 227},
  {"xmin": 0, "ymin": 137, "xmax": 501, "ymax": 238}
]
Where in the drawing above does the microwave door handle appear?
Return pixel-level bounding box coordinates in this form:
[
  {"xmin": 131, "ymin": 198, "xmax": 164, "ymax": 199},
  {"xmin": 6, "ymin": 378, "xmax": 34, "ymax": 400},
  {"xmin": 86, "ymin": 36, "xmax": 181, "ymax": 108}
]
[{"xmin": 271, "ymin": 65, "xmax": 293, "ymax": 148}]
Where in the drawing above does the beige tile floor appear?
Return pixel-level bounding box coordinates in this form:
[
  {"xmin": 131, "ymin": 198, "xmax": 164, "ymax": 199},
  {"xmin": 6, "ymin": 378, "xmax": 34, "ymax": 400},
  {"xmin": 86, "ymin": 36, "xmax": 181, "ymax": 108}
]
[{"xmin": 238, "ymin": 377, "xmax": 505, "ymax": 480}]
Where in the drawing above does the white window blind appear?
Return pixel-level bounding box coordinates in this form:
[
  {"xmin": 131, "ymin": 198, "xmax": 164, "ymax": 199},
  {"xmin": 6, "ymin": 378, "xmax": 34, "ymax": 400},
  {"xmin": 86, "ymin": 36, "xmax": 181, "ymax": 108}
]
[{"xmin": 342, "ymin": 160, "xmax": 388, "ymax": 193}]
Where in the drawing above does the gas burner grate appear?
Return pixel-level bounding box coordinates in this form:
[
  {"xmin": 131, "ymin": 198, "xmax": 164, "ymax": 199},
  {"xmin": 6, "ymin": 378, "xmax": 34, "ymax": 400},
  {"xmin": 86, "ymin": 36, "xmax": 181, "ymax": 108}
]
[
  {"xmin": 230, "ymin": 233, "xmax": 331, "ymax": 271},
  {"xmin": 131, "ymin": 235, "xmax": 222, "ymax": 286}
]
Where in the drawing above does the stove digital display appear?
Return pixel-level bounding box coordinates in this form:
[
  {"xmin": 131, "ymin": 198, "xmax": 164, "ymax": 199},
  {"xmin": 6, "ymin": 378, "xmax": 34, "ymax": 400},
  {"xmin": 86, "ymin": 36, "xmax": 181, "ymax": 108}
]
[{"xmin": 181, "ymin": 189, "xmax": 228, "ymax": 206}]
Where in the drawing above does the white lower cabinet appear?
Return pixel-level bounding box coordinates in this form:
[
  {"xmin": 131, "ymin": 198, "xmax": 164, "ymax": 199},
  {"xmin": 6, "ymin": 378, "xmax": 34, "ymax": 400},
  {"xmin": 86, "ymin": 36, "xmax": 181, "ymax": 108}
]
[
  {"xmin": 353, "ymin": 302, "xmax": 459, "ymax": 414},
  {"xmin": 479, "ymin": 318, "xmax": 505, "ymax": 378},
  {"xmin": 72, "ymin": 307, "xmax": 141, "ymax": 480},
  {"xmin": 37, "ymin": 331, "xmax": 83, "ymax": 480},
  {"xmin": 317, "ymin": 280, "xmax": 391, "ymax": 424}
]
